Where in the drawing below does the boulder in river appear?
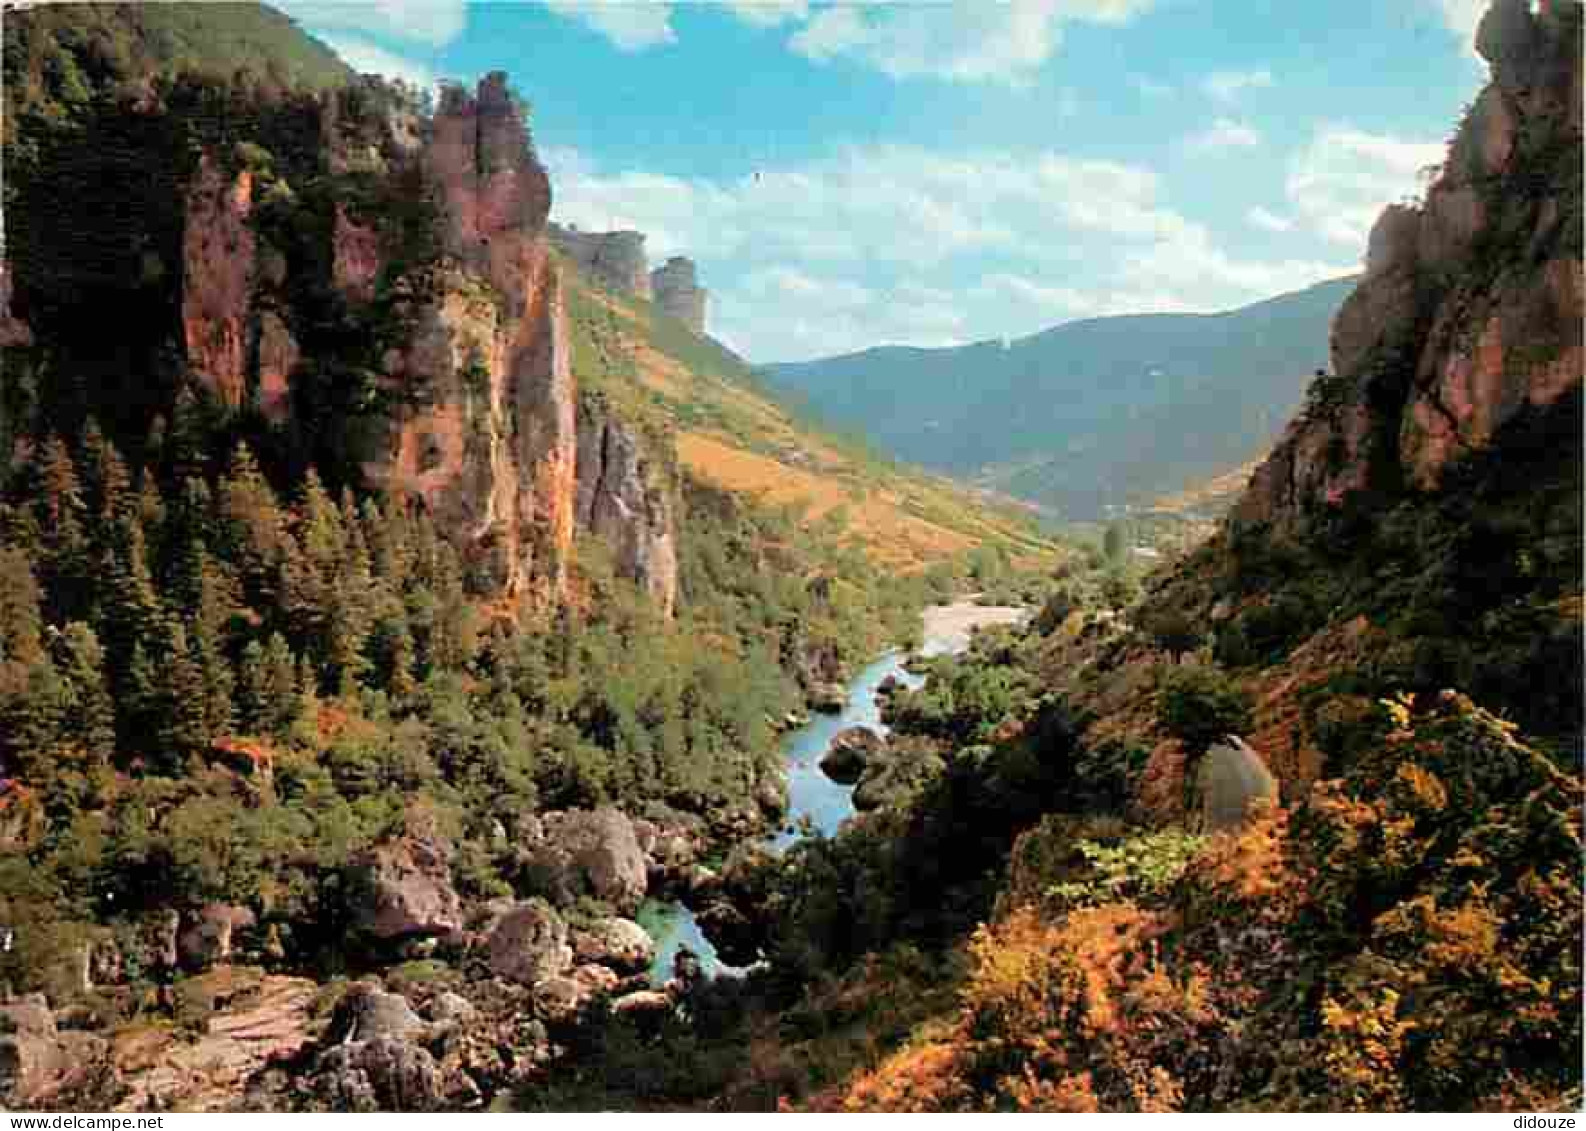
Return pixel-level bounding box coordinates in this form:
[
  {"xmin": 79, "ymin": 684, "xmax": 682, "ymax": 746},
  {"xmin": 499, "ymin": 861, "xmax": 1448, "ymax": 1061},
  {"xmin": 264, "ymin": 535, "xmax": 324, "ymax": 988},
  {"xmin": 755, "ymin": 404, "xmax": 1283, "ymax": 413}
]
[
  {"xmin": 819, "ymin": 726, "xmax": 884, "ymax": 785},
  {"xmin": 853, "ymin": 744, "xmax": 947, "ymax": 813}
]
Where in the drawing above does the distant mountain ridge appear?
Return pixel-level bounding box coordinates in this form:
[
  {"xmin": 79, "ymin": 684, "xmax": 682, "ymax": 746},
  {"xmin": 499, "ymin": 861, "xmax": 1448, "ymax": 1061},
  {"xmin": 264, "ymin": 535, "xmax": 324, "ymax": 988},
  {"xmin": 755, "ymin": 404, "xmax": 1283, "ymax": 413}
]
[{"xmin": 761, "ymin": 276, "xmax": 1358, "ymax": 520}]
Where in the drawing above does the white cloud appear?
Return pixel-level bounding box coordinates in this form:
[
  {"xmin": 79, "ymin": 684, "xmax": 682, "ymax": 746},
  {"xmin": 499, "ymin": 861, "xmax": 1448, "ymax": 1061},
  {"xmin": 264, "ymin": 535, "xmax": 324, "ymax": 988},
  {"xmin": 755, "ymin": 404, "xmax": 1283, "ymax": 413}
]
[
  {"xmin": 276, "ymin": 0, "xmax": 467, "ymax": 47},
  {"xmin": 1247, "ymin": 206, "xmax": 1294, "ymax": 233},
  {"xmin": 541, "ymin": 0, "xmax": 678, "ymax": 51},
  {"xmin": 974, "ymin": 273, "xmax": 1110, "ymax": 318},
  {"xmin": 1203, "ymin": 68, "xmax": 1274, "ymax": 103},
  {"xmin": 1115, "ymin": 224, "xmax": 1350, "ymax": 301},
  {"xmin": 1432, "ymin": 0, "xmax": 1485, "ymax": 55},
  {"xmin": 789, "ymin": 0, "xmax": 1157, "ymax": 86},
  {"xmin": 1186, "ymin": 117, "xmax": 1262, "ymax": 153},
  {"xmin": 317, "ymin": 34, "xmax": 437, "ymax": 89},
  {"xmin": 719, "ymin": 0, "xmax": 810, "ymax": 28},
  {"xmin": 1131, "ymin": 74, "xmax": 1173, "ymax": 98},
  {"xmin": 1286, "ymin": 125, "xmax": 1446, "ymax": 247},
  {"xmin": 549, "ymin": 140, "xmax": 1361, "ymax": 361}
]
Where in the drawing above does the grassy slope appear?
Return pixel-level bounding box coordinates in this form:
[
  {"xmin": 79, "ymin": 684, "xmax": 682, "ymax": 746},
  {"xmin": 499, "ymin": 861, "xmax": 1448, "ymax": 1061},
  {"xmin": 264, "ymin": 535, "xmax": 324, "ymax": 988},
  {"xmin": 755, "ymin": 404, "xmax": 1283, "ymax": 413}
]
[{"xmin": 561, "ymin": 263, "xmax": 1058, "ymax": 574}]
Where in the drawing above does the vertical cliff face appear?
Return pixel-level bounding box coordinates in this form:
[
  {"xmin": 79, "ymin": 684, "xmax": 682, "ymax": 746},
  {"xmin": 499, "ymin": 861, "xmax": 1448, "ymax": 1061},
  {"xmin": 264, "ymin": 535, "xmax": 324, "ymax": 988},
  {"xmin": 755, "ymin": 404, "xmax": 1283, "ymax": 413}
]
[
  {"xmin": 359, "ymin": 72, "xmax": 576, "ymax": 604},
  {"xmin": 1233, "ymin": 0, "xmax": 1582, "ymax": 531},
  {"xmin": 181, "ymin": 153, "xmax": 303, "ymax": 423},
  {"xmin": 547, "ymin": 224, "xmax": 652, "ymax": 300},
  {"xmin": 650, "ymin": 257, "xmax": 707, "ymax": 334},
  {"xmin": 574, "ymin": 395, "xmax": 678, "ymax": 617},
  {"xmin": 181, "ymin": 154, "xmax": 258, "ymax": 410}
]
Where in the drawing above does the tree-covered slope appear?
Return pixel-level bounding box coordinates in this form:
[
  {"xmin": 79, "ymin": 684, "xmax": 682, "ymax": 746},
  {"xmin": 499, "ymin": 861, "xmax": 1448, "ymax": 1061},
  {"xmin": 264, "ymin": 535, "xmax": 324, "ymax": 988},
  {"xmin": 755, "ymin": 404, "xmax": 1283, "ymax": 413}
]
[{"xmin": 762, "ymin": 276, "xmax": 1356, "ymax": 519}]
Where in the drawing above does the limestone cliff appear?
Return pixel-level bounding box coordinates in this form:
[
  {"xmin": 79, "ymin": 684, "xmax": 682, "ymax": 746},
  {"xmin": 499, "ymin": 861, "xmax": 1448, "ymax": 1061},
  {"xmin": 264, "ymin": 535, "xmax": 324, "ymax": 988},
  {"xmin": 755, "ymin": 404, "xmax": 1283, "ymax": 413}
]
[
  {"xmin": 650, "ymin": 256, "xmax": 707, "ymax": 334},
  {"xmin": 171, "ymin": 72, "xmax": 680, "ymax": 609},
  {"xmin": 359, "ymin": 72, "xmax": 576, "ymax": 602},
  {"xmin": 1233, "ymin": 0, "xmax": 1582, "ymax": 531},
  {"xmin": 548, "ymin": 224, "xmax": 652, "ymax": 300},
  {"xmin": 181, "ymin": 154, "xmax": 259, "ymax": 411},
  {"xmin": 574, "ymin": 394, "xmax": 678, "ymax": 617}
]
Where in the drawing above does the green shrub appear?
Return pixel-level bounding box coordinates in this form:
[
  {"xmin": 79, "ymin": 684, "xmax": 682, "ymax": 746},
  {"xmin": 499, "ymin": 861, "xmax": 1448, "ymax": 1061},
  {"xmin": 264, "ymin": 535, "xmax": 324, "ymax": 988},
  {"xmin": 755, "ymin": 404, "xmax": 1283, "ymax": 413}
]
[{"xmin": 1157, "ymin": 665, "xmax": 1253, "ymax": 755}]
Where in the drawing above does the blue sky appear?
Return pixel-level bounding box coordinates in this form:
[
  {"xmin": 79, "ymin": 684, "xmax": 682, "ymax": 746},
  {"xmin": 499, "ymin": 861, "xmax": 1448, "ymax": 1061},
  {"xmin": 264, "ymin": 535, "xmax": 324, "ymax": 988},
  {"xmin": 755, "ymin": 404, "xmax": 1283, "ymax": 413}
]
[{"xmin": 275, "ymin": 1, "xmax": 1490, "ymax": 362}]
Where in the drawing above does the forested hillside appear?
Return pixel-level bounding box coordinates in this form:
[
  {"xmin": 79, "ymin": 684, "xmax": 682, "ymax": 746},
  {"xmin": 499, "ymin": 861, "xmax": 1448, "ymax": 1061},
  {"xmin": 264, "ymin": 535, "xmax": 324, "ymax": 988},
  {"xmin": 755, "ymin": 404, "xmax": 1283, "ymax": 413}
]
[{"xmin": 763, "ymin": 276, "xmax": 1355, "ymax": 519}]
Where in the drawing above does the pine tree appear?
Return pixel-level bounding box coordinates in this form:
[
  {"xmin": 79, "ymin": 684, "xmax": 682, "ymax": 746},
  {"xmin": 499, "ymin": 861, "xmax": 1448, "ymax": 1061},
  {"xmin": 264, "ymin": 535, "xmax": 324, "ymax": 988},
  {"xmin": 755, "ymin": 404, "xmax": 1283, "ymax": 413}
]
[
  {"xmin": 0, "ymin": 546, "xmax": 46, "ymax": 667},
  {"xmin": 100, "ymin": 513, "xmax": 164, "ymax": 673},
  {"xmin": 218, "ymin": 442, "xmax": 284, "ymax": 605},
  {"xmin": 1103, "ymin": 520, "xmax": 1129, "ymax": 564},
  {"xmin": 157, "ymin": 624, "xmax": 210, "ymax": 771},
  {"xmin": 261, "ymin": 632, "xmax": 299, "ymax": 735},
  {"xmin": 294, "ymin": 654, "xmax": 321, "ymax": 740},
  {"xmin": 165, "ymin": 385, "xmax": 208, "ymax": 482},
  {"xmin": 296, "ymin": 469, "xmax": 343, "ymax": 573},
  {"xmin": 77, "ymin": 417, "xmax": 129, "ymax": 524},
  {"xmin": 237, "ymin": 638, "xmax": 268, "ymax": 733},
  {"xmin": 35, "ymin": 435, "xmax": 89, "ymax": 619},
  {"xmin": 55, "ymin": 621, "xmax": 116, "ymax": 761}
]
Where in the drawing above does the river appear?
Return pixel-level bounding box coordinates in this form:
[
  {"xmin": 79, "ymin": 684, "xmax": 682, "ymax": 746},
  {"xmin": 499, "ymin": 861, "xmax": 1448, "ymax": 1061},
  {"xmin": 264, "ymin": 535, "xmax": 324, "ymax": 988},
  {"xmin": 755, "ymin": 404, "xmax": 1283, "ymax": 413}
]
[{"xmin": 636, "ymin": 599, "xmax": 1029, "ymax": 983}]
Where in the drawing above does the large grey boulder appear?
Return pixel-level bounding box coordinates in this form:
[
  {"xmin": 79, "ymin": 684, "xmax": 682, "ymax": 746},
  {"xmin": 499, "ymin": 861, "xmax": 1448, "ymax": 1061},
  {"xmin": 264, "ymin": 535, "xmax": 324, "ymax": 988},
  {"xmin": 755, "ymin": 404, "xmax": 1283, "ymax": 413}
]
[
  {"xmin": 519, "ymin": 808, "xmax": 647, "ymax": 913},
  {"xmin": 333, "ymin": 985, "xmax": 425, "ymax": 1044},
  {"xmin": 485, "ymin": 899, "xmax": 572, "ymax": 986},
  {"xmin": 1198, "ymin": 737, "xmax": 1278, "ymax": 832},
  {"xmin": 316, "ymin": 1036, "xmax": 443, "ymax": 1112},
  {"xmin": 571, "ymin": 917, "xmax": 655, "ymax": 974},
  {"xmin": 347, "ymin": 837, "xmax": 463, "ymax": 941}
]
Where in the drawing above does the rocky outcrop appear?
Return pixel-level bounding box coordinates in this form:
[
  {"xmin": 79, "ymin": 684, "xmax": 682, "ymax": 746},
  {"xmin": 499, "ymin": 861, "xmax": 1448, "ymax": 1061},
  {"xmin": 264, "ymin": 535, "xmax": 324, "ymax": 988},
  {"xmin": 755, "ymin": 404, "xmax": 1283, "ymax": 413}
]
[
  {"xmin": 1196, "ymin": 737, "xmax": 1278, "ymax": 832},
  {"xmin": 0, "ymin": 995, "xmax": 108, "ymax": 1109},
  {"xmin": 362, "ymin": 71, "xmax": 576, "ymax": 603},
  {"xmin": 182, "ymin": 154, "xmax": 258, "ymax": 409},
  {"xmin": 548, "ymin": 223, "xmax": 652, "ymax": 299},
  {"xmin": 179, "ymin": 152, "xmax": 303, "ymax": 423},
  {"xmin": 574, "ymin": 395, "xmax": 679, "ymax": 616},
  {"xmin": 517, "ymin": 808, "xmax": 648, "ymax": 913},
  {"xmin": 178, "ymin": 903, "xmax": 257, "ymax": 971},
  {"xmin": 819, "ymin": 726, "xmax": 884, "ymax": 785},
  {"xmin": 332, "ymin": 205, "xmax": 382, "ymax": 304},
  {"xmin": 347, "ymin": 836, "xmax": 463, "ymax": 941},
  {"xmin": 112, "ymin": 969, "xmax": 322, "ymax": 1112},
  {"xmin": 570, "ymin": 917, "xmax": 655, "ymax": 974},
  {"xmin": 650, "ymin": 256, "xmax": 707, "ymax": 334},
  {"xmin": 331, "ymin": 985, "xmax": 426, "ymax": 1044},
  {"xmin": 315, "ymin": 1036, "xmax": 443, "ymax": 1112},
  {"xmin": 1233, "ymin": 0, "xmax": 1582, "ymax": 531},
  {"xmin": 485, "ymin": 899, "xmax": 573, "ymax": 986}
]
